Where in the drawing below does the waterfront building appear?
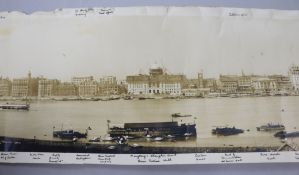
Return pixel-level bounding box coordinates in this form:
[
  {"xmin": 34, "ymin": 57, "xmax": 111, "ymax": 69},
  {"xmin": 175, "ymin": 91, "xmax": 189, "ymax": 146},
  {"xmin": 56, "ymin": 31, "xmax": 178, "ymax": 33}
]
[
  {"xmin": 219, "ymin": 75, "xmax": 239, "ymax": 94},
  {"xmin": 11, "ymin": 78, "xmax": 29, "ymax": 97},
  {"xmin": 98, "ymin": 76, "xmax": 118, "ymax": 95},
  {"xmin": 54, "ymin": 82, "xmax": 78, "ymax": 96},
  {"xmin": 237, "ymin": 75, "xmax": 253, "ymax": 94},
  {"xmin": 127, "ymin": 65, "xmax": 186, "ymax": 96},
  {"xmin": 0, "ymin": 77, "xmax": 11, "ymax": 96},
  {"xmin": 288, "ymin": 64, "xmax": 299, "ymax": 91},
  {"xmin": 78, "ymin": 80, "xmax": 98, "ymax": 97},
  {"xmin": 71, "ymin": 76, "xmax": 93, "ymax": 86},
  {"xmin": 38, "ymin": 79, "xmax": 60, "ymax": 97},
  {"xmin": 11, "ymin": 72, "xmax": 36, "ymax": 97},
  {"xmin": 203, "ymin": 78, "xmax": 218, "ymax": 92},
  {"xmin": 268, "ymin": 75, "xmax": 292, "ymax": 92},
  {"xmin": 252, "ymin": 76, "xmax": 277, "ymax": 95}
]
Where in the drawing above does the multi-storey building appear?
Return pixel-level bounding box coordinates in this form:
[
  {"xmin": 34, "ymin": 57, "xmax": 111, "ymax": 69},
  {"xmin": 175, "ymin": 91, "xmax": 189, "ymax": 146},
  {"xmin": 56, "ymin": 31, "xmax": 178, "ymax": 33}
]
[
  {"xmin": 0, "ymin": 77, "xmax": 11, "ymax": 96},
  {"xmin": 127, "ymin": 65, "xmax": 186, "ymax": 96},
  {"xmin": 38, "ymin": 79, "xmax": 60, "ymax": 97},
  {"xmin": 71, "ymin": 76, "xmax": 93, "ymax": 86},
  {"xmin": 219, "ymin": 75, "xmax": 239, "ymax": 94},
  {"xmin": 288, "ymin": 64, "xmax": 299, "ymax": 91},
  {"xmin": 252, "ymin": 76, "xmax": 277, "ymax": 95},
  {"xmin": 237, "ymin": 75, "xmax": 253, "ymax": 94},
  {"xmin": 203, "ymin": 78, "xmax": 218, "ymax": 92},
  {"xmin": 98, "ymin": 76, "xmax": 118, "ymax": 95},
  {"xmin": 11, "ymin": 72, "xmax": 39, "ymax": 97},
  {"xmin": 268, "ymin": 75, "xmax": 292, "ymax": 92},
  {"xmin": 54, "ymin": 82, "xmax": 78, "ymax": 96},
  {"xmin": 78, "ymin": 80, "xmax": 98, "ymax": 97}
]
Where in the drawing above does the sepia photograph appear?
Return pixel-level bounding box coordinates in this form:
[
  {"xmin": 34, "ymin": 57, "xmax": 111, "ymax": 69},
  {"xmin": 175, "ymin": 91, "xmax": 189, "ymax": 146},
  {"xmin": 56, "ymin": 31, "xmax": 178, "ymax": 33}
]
[{"xmin": 0, "ymin": 6, "xmax": 299, "ymax": 164}]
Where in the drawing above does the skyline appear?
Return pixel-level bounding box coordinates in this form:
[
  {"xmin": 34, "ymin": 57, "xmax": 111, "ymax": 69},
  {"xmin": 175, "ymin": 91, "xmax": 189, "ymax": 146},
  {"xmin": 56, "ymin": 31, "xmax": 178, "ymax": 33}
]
[{"xmin": 1, "ymin": 7, "xmax": 299, "ymax": 80}]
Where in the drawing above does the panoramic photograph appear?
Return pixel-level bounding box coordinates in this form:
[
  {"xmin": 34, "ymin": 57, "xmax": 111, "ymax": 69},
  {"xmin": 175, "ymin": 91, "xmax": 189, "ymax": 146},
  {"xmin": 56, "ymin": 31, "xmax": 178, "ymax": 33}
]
[{"xmin": 0, "ymin": 6, "xmax": 299, "ymax": 164}]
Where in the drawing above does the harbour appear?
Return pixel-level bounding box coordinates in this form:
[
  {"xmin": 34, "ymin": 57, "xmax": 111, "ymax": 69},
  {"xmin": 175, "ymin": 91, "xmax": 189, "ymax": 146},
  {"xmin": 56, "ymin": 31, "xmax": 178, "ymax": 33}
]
[{"xmin": 0, "ymin": 96, "xmax": 299, "ymax": 152}]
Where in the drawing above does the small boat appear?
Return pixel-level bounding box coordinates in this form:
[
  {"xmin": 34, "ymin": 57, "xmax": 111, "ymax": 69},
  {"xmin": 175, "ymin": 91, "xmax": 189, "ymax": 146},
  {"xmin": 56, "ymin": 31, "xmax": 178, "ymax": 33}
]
[
  {"xmin": 171, "ymin": 113, "xmax": 192, "ymax": 118},
  {"xmin": 257, "ymin": 123, "xmax": 285, "ymax": 131},
  {"xmin": 184, "ymin": 132, "xmax": 193, "ymax": 137},
  {"xmin": 275, "ymin": 131, "xmax": 299, "ymax": 139},
  {"xmin": 123, "ymin": 96, "xmax": 134, "ymax": 100},
  {"xmin": 102, "ymin": 136, "xmax": 114, "ymax": 141},
  {"xmin": 212, "ymin": 126, "xmax": 244, "ymax": 136},
  {"xmin": 154, "ymin": 137, "xmax": 163, "ymax": 141},
  {"xmin": 89, "ymin": 137, "xmax": 101, "ymax": 142},
  {"xmin": 166, "ymin": 135, "xmax": 175, "ymax": 139}
]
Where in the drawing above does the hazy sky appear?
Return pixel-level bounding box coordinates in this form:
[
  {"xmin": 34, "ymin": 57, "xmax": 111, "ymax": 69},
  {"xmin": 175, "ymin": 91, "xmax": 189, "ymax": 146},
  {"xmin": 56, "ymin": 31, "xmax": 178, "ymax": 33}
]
[{"xmin": 0, "ymin": 7, "xmax": 299, "ymax": 80}]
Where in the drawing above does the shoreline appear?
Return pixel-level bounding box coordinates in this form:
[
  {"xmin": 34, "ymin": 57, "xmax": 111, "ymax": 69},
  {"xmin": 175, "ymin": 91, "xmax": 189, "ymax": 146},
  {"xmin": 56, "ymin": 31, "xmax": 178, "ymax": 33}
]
[{"xmin": 0, "ymin": 94, "xmax": 299, "ymax": 102}]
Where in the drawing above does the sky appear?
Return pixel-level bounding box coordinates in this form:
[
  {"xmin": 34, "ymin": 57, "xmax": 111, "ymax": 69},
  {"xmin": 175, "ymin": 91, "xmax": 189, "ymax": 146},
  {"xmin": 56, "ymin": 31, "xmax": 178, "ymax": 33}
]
[{"xmin": 0, "ymin": 7, "xmax": 299, "ymax": 81}]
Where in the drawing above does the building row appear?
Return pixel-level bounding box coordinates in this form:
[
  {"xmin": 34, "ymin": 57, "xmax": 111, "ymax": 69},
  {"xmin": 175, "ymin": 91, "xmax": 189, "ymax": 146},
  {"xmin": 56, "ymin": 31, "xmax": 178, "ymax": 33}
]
[
  {"xmin": 0, "ymin": 73, "xmax": 125, "ymax": 98},
  {"xmin": 126, "ymin": 64, "xmax": 299, "ymax": 97},
  {"xmin": 0, "ymin": 64, "xmax": 299, "ymax": 98}
]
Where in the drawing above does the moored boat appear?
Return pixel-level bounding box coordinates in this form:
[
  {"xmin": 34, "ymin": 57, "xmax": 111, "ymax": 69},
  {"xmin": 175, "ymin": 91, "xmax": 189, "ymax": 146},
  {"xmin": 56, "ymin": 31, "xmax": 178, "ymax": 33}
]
[
  {"xmin": 0, "ymin": 103, "xmax": 30, "ymax": 110},
  {"xmin": 108, "ymin": 120, "xmax": 197, "ymax": 138},
  {"xmin": 53, "ymin": 129, "xmax": 87, "ymax": 139},
  {"xmin": 171, "ymin": 113, "xmax": 192, "ymax": 118},
  {"xmin": 257, "ymin": 123, "xmax": 285, "ymax": 131},
  {"xmin": 212, "ymin": 126, "xmax": 244, "ymax": 136}
]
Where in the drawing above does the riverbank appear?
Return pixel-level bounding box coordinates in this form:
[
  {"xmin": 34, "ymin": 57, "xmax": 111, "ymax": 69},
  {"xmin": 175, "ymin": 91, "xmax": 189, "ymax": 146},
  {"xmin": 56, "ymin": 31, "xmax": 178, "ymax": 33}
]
[
  {"xmin": 0, "ymin": 136, "xmax": 281, "ymax": 154},
  {"xmin": 0, "ymin": 93, "xmax": 299, "ymax": 102}
]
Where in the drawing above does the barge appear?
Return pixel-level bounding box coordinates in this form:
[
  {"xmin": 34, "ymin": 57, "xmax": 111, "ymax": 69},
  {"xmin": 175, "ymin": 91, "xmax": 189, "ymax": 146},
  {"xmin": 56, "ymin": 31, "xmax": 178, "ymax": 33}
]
[
  {"xmin": 0, "ymin": 103, "xmax": 30, "ymax": 110},
  {"xmin": 212, "ymin": 126, "xmax": 244, "ymax": 136},
  {"xmin": 257, "ymin": 123, "xmax": 285, "ymax": 131},
  {"xmin": 108, "ymin": 121, "xmax": 196, "ymax": 138}
]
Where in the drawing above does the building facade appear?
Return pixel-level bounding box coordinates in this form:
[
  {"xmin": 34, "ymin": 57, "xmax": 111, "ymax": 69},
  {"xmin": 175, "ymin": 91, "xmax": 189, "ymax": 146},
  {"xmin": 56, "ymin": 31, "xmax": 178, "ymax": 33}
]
[
  {"xmin": 78, "ymin": 80, "xmax": 98, "ymax": 97},
  {"xmin": 219, "ymin": 75, "xmax": 239, "ymax": 94},
  {"xmin": 71, "ymin": 76, "xmax": 93, "ymax": 86},
  {"xmin": 54, "ymin": 82, "xmax": 78, "ymax": 96},
  {"xmin": 0, "ymin": 77, "xmax": 11, "ymax": 96},
  {"xmin": 38, "ymin": 79, "xmax": 60, "ymax": 97},
  {"xmin": 11, "ymin": 78, "xmax": 29, "ymax": 97},
  {"xmin": 288, "ymin": 64, "xmax": 299, "ymax": 91},
  {"xmin": 252, "ymin": 77, "xmax": 277, "ymax": 95},
  {"xmin": 98, "ymin": 76, "xmax": 118, "ymax": 95},
  {"xmin": 269, "ymin": 75, "xmax": 292, "ymax": 92},
  {"xmin": 127, "ymin": 66, "xmax": 186, "ymax": 96}
]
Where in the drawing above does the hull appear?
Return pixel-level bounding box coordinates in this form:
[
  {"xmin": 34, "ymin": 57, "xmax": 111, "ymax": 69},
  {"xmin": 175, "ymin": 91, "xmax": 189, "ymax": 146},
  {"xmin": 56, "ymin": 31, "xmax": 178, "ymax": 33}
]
[
  {"xmin": 53, "ymin": 130, "xmax": 87, "ymax": 139},
  {"xmin": 212, "ymin": 127, "xmax": 244, "ymax": 136},
  {"xmin": 0, "ymin": 104, "xmax": 29, "ymax": 110}
]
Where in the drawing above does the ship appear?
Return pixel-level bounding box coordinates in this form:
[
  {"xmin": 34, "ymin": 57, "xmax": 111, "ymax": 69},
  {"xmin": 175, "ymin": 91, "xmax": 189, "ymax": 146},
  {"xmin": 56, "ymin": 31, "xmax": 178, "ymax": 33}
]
[
  {"xmin": 108, "ymin": 121, "xmax": 196, "ymax": 138},
  {"xmin": 53, "ymin": 126, "xmax": 91, "ymax": 139},
  {"xmin": 212, "ymin": 126, "xmax": 244, "ymax": 136},
  {"xmin": 53, "ymin": 129, "xmax": 87, "ymax": 139},
  {"xmin": 256, "ymin": 123, "xmax": 285, "ymax": 131},
  {"xmin": 274, "ymin": 131, "xmax": 299, "ymax": 139},
  {"xmin": 0, "ymin": 103, "xmax": 30, "ymax": 110}
]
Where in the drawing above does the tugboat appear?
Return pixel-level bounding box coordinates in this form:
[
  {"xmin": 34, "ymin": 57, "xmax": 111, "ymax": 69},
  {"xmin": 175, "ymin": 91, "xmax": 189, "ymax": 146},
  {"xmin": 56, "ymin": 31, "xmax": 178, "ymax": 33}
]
[
  {"xmin": 257, "ymin": 123, "xmax": 285, "ymax": 131},
  {"xmin": 212, "ymin": 126, "xmax": 244, "ymax": 136}
]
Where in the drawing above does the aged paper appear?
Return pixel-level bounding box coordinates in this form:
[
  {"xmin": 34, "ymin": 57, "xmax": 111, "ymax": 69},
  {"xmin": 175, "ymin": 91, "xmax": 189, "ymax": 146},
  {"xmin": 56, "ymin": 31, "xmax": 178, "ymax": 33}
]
[{"xmin": 0, "ymin": 6, "xmax": 299, "ymax": 164}]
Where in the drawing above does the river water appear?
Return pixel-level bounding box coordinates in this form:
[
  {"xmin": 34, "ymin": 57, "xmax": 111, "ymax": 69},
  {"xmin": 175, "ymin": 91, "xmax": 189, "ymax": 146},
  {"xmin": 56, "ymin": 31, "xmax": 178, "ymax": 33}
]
[{"xmin": 1, "ymin": 96, "xmax": 299, "ymax": 147}]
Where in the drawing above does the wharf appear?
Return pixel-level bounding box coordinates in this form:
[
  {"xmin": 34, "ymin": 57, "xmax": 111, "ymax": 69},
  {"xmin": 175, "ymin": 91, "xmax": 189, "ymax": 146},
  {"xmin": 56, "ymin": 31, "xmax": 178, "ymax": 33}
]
[{"xmin": 0, "ymin": 136, "xmax": 280, "ymax": 154}]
